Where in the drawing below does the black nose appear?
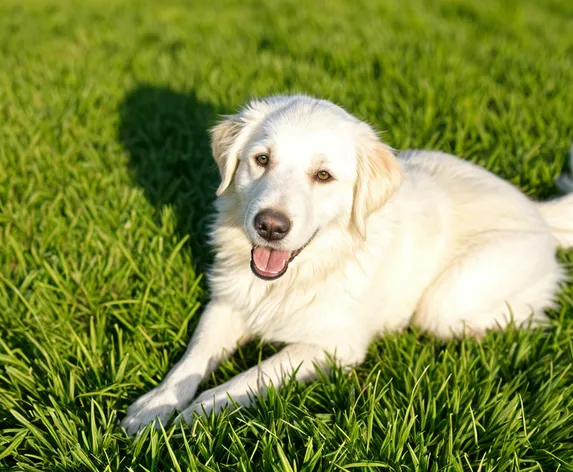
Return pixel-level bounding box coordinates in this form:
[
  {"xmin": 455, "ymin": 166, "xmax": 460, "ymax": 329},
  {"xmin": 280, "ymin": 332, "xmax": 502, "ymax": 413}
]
[{"xmin": 254, "ymin": 210, "xmax": 291, "ymax": 241}]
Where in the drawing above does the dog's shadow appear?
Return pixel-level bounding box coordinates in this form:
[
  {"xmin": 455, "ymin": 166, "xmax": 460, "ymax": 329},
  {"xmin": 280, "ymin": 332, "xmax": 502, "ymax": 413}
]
[{"xmin": 119, "ymin": 85, "xmax": 220, "ymax": 273}]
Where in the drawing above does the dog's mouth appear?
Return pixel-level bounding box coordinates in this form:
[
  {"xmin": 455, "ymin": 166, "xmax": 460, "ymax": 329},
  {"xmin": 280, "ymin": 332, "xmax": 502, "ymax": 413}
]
[{"xmin": 250, "ymin": 232, "xmax": 317, "ymax": 281}]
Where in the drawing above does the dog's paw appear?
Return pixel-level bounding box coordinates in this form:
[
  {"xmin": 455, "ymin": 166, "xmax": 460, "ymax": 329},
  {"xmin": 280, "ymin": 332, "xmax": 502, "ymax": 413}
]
[
  {"xmin": 172, "ymin": 390, "xmax": 219, "ymax": 426},
  {"xmin": 174, "ymin": 387, "xmax": 249, "ymax": 426},
  {"xmin": 172, "ymin": 403, "xmax": 206, "ymax": 427},
  {"xmin": 121, "ymin": 386, "xmax": 181, "ymax": 436}
]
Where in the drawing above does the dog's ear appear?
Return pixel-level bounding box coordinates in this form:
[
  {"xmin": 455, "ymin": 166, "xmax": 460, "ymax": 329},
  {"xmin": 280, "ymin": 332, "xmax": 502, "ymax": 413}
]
[
  {"xmin": 210, "ymin": 114, "xmax": 245, "ymax": 196},
  {"xmin": 351, "ymin": 132, "xmax": 403, "ymax": 239}
]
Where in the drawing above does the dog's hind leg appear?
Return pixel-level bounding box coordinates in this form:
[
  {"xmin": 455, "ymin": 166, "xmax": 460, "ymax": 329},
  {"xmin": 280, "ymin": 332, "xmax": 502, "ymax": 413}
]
[{"xmin": 411, "ymin": 231, "xmax": 565, "ymax": 339}]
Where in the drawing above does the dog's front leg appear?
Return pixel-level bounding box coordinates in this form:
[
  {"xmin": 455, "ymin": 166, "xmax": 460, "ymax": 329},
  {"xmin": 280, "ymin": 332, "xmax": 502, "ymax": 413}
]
[
  {"xmin": 175, "ymin": 343, "xmax": 352, "ymax": 424},
  {"xmin": 121, "ymin": 300, "xmax": 247, "ymax": 435}
]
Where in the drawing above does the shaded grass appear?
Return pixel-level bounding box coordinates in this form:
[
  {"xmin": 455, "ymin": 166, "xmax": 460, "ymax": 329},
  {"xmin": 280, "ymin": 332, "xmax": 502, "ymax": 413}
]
[{"xmin": 1, "ymin": 0, "xmax": 573, "ymax": 470}]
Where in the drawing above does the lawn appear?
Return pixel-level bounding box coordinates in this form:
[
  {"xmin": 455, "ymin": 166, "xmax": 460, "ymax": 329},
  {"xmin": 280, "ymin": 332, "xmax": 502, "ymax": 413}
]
[{"xmin": 1, "ymin": 0, "xmax": 573, "ymax": 470}]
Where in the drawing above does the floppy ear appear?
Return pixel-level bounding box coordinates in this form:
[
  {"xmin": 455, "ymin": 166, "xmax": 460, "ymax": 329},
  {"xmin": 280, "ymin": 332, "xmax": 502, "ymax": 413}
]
[
  {"xmin": 210, "ymin": 115, "xmax": 245, "ymax": 196},
  {"xmin": 351, "ymin": 134, "xmax": 403, "ymax": 239}
]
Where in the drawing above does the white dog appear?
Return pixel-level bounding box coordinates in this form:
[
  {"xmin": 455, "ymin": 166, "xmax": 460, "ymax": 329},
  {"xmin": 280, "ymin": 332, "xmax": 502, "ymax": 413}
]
[{"xmin": 122, "ymin": 94, "xmax": 573, "ymax": 435}]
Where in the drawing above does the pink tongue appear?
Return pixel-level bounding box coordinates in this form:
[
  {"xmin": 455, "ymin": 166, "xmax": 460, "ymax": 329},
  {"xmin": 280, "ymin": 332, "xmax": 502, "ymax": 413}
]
[{"xmin": 252, "ymin": 247, "xmax": 291, "ymax": 274}]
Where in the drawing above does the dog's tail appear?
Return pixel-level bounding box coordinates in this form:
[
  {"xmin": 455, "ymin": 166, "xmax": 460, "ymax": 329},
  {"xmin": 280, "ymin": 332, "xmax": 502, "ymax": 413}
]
[{"xmin": 537, "ymin": 144, "xmax": 573, "ymax": 249}]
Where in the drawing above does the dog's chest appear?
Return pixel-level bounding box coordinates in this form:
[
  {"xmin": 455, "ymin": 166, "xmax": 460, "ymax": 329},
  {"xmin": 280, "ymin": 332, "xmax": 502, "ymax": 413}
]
[{"xmin": 225, "ymin": 267, "xmax": 357, "ymax": 343}]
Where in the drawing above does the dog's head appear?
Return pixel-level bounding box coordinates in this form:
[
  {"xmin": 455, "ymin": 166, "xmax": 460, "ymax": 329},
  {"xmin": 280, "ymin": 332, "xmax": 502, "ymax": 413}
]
[{"xmin": 210, "ymin": 95, "xmax": 403, "ymax": 281}]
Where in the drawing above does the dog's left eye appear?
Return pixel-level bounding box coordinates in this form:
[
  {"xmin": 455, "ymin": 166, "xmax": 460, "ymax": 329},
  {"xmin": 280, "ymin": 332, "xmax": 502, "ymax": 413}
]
[
  {"xmin": 316, "ymin": 170, "xmax": 332, "ymax": 182},
  {"xmin": 255, "ymin": 154, "xmax": 270, "ymax": 167}
]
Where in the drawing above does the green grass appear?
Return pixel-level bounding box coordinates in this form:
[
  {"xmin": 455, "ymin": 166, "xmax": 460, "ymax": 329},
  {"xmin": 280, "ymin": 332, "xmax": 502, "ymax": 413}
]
[{"xmin": 1, "ymin": 0, "xmax": 573, "ymax": 469}]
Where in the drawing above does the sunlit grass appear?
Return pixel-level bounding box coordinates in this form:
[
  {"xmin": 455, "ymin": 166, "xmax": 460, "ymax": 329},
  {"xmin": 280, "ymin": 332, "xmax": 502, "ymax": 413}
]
[{"xmin": 1, "ymin": 0, "xmax": 573, "ymax": 469}]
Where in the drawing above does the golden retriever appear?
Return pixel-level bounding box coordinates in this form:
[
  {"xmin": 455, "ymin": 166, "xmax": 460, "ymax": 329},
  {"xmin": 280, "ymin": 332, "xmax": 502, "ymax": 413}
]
[{"xmin": 122, "ymin": 94, "xmax": 573, "ymax": 435}]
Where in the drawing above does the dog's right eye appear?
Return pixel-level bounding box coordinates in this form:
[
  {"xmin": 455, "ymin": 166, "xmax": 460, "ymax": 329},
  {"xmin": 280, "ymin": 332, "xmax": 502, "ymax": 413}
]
[{"xmin": 255, "ymin": 154, "xmax": 270, "ymax": 167}]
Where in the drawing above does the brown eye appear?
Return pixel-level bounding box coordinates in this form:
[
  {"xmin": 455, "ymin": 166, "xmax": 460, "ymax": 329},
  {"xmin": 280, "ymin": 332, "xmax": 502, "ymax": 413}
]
[
  {"xmin": 316, "ymin": 170, "xmax": 332, "ymax": 182},
  {"xmin": 255, "ymin": 154, "xmax": 269, "ymax": 167}
]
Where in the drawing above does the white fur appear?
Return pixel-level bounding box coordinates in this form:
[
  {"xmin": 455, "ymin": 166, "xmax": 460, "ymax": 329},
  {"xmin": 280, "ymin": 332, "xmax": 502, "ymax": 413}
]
[{"xmin": 122, "ymin": 95, "xmax": 573, "ymax": 435}]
